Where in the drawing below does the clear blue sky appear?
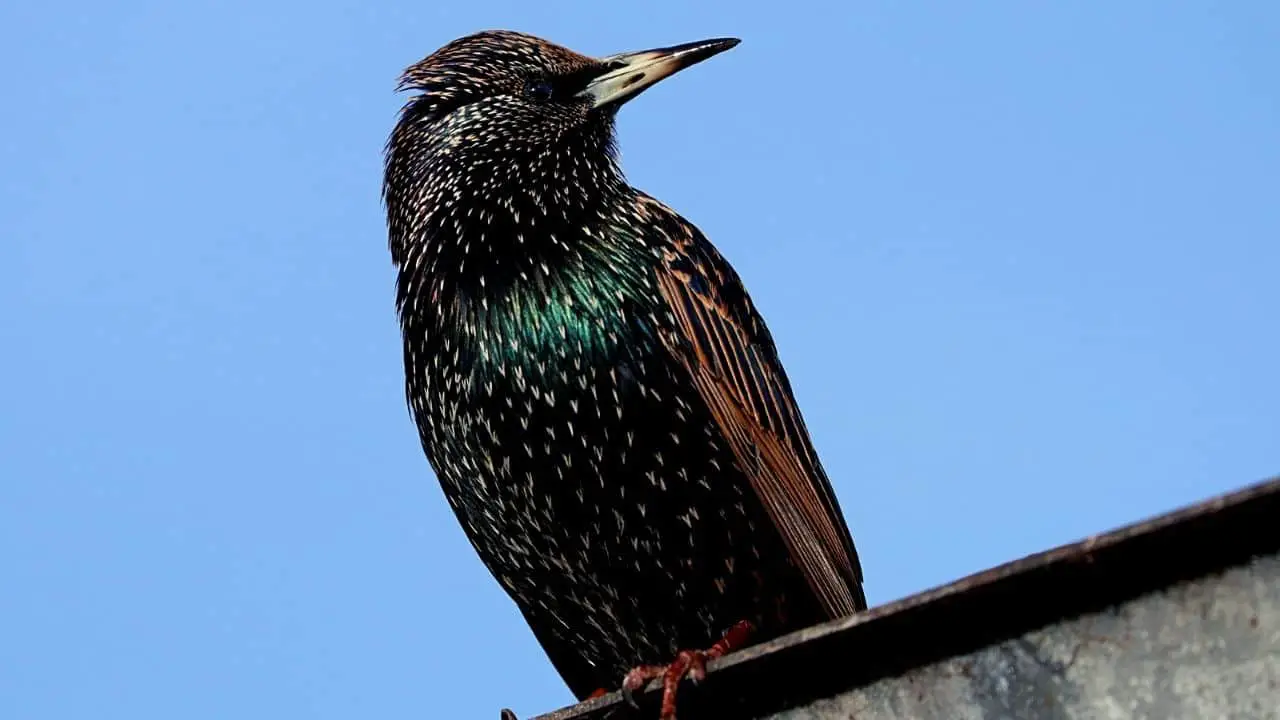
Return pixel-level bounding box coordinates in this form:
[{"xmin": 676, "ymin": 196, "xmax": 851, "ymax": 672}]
[{"xmin": 3, "ymin": 2, "xmax": 1277, "ymax": 718}]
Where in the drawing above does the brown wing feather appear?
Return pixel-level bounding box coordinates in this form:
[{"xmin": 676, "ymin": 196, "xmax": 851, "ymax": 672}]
[{"xmin": 641, "ymin": 198, "xmax": 866, "ymax": 618}]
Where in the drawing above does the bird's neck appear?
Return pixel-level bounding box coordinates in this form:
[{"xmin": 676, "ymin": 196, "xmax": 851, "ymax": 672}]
[
  {"xmin": 391, "ymin": 167, "xmax": 660, "ymax": 373},
  {"xmin": 388, "ymin": 140, "xmax": 658, "ymax": 328},
  {"xmin": 393, "ymin": 130, "xmax": 638, "ymax": 276}
]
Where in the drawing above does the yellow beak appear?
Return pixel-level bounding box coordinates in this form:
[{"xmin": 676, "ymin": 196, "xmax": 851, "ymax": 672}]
[{"xmin": 578, "ymin": 37, "xmax": 741, "ymax": 109}]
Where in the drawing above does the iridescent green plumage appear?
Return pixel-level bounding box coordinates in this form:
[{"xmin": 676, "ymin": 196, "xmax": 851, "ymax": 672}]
[{"xmin": 478, "ymin": 235, "xmax": 659, "ymax": 368}]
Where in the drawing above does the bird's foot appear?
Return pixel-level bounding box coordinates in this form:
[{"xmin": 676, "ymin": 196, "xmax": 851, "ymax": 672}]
[{"xmin": 620, "ymin": 620, "xmax": 755, "ymax": 720}]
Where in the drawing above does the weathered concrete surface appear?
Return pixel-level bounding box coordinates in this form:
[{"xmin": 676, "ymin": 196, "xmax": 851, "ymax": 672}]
[
  {"xmin": 767, "ymin": 553, "xmax": 1279, "ymax": 720},
  {"xmin": 525, "ymin": 476, "xmax": 1280, "ymax": 720}
]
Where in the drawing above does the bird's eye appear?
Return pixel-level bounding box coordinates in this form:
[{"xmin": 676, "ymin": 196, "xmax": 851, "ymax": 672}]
[{"xmin": 526, "ymin": 79, "xmax": 555, "ymax": 102}]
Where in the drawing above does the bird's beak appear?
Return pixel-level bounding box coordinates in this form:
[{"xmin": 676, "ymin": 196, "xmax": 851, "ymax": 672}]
[{"xmin": 579, "ymin": 37, "xmax": 741, "ymax": 109}]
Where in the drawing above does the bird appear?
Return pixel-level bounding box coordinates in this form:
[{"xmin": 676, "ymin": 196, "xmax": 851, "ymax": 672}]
[{"xmin": 382, "ymin": 30, "xmax": 866, "ymax": 719}]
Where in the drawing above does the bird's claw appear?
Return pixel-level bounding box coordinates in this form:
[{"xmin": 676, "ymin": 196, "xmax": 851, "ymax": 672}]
[
  {"xmin": 617, "ymin": 620, "xmax": 755, "ymax": 720},
  {"xmin": 619, "ymin": 652, "xmax": 709, "ymax": 719},
  {"xmin": 621, "ymin": 664, "xmax": 659, "ymax": 709},
  {"xmin": 622, "ymin": 683, "xmax": 638, "ymax": 709}
]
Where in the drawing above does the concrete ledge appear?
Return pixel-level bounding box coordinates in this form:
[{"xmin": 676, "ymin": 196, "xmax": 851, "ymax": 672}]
[{"xmin": 523, "ymin": 475, "xmax": 1280, "ymax": 719}]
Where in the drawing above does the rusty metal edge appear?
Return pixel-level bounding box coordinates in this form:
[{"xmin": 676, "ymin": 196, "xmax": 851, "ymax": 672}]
[{"xmin": 527, "ymin": 474, "xmax": 1280, "ymax": 720}]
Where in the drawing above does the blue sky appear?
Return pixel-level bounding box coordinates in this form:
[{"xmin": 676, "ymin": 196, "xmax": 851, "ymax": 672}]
[{"xmin": 3, "ymin": 2, "xmax": 1277, "ymax": 718}]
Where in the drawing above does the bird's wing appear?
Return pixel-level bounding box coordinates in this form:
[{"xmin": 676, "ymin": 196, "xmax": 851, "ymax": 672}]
[{"xmin": 639, "ymin": 197, "xmax": 866, "ymax": 618}]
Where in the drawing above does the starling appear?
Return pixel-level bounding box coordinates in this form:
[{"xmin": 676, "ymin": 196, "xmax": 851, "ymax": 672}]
[{"xmin": 383, "ymin": 30, "xmax": 866, "ymax": 719}]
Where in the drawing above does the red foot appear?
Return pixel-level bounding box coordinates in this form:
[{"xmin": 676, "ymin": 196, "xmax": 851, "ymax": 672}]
[
  {"xmin": 587, "ymin": 688, "xmax": 609, "ymax": 699},
  {"xmin": 620, "ymin": 620, "xmax": 755, "ymax": 720}
]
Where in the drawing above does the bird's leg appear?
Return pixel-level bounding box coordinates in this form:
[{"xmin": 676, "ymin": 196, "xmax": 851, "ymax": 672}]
[
  {"xmin": 586, "ymin": 688, "xmax": 609, "ymax": 699},
  {"xmin": 621, "ymin": 620, "xmax": 755, "ymax": 720}
]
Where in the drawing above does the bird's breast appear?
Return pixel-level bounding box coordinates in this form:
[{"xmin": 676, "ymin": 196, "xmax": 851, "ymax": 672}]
[
  {"xmin": 403, "ymin": 257, "xmax": 672, "ymax": 502},
  {"xmin": 408, "ymin": 283, "xmax": 703, "ymax": 575}
]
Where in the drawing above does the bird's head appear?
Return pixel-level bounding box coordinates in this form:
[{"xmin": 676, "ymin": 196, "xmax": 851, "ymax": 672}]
[
  {"xmin": 395, "ymin": 29, "xmax": 737, "ymax": 149},
  {"xmin": 387, "ymin": 30, "xmax": 739, "ymax": 201}
]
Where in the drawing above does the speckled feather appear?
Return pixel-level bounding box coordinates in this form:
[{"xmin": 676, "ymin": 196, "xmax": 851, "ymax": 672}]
[{"xmin": 383, "ymin": 30, "xmax": 865, "ymax": 700}]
